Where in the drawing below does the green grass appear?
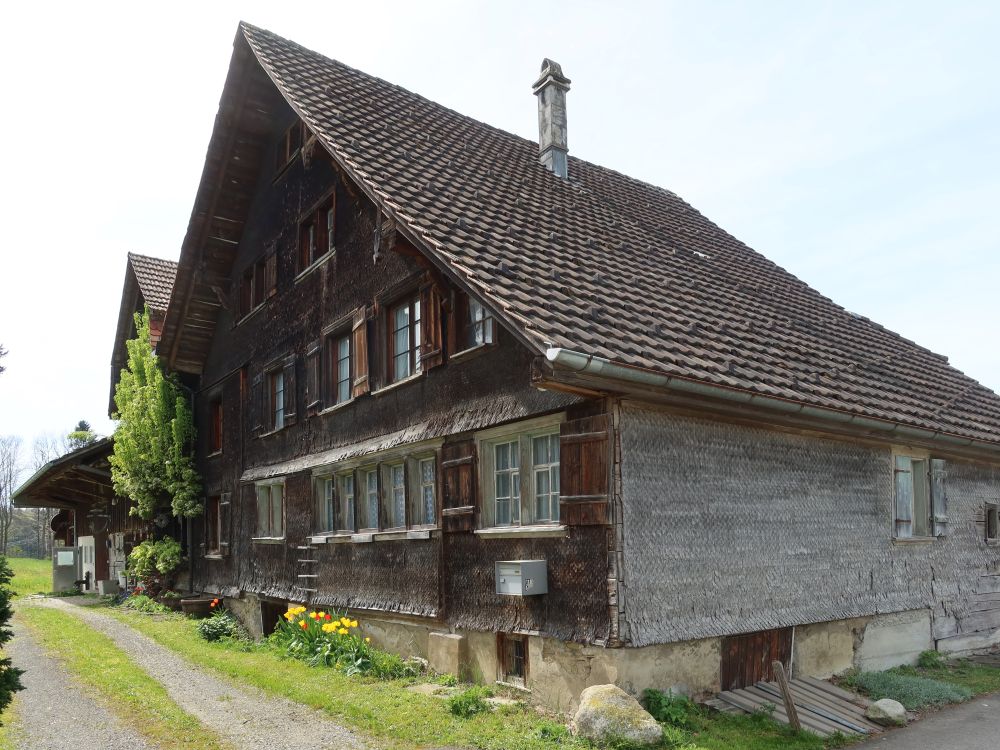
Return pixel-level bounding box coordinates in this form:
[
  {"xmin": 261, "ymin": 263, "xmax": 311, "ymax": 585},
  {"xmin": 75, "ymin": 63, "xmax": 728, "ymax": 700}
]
[
  {"xmin": 0, "ymin": 700, "xmax": 21, "ymax": 750},
  {"xmin": 7, "ymin": 557, "xmax": 51, "ymax": 598},
  {"xmin": 843, "ymin": 667, "xmax": 971, "ymax": 710},
  {"xmin": 18, "ymin": 605, "xmax": 230, "ymax": 750},
  {"xmin": 910, "ymin": 659, "xmax": 1000, "ymax": 695},
  {"xmin": 686, "ymin": 711, "xmax": 852, "ymax": 750}
]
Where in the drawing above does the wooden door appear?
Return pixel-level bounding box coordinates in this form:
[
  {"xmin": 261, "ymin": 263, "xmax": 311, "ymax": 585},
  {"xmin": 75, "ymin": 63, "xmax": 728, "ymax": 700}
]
[{"xmin": 720, "ymin": 627, "xmax": 793, "ymax": 690}]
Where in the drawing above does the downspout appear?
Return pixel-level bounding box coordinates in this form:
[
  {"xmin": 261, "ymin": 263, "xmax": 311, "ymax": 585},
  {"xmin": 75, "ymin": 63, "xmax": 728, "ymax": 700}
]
[{"xmin": 545, "ymin": 348, "xmax": 1000, "ymax": 454}]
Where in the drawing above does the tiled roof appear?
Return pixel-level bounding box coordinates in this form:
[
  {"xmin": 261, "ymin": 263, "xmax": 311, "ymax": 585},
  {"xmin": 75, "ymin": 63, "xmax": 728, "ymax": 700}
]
[
  {"xmin": 240, "ymin": 23, "xmax": 1000, "ymax": 445},
  {"xmin": 128, "ymin": 252, "xmax": 177, "ymax": 315}
]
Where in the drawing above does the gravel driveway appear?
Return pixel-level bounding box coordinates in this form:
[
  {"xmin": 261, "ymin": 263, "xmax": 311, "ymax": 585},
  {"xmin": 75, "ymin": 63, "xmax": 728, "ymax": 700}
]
[
  {"xmin": 32, "ymin": 598, "xmax": 367, "ymax": 750},
  {"xmin": 8, "ymin": 619, "xmax": 152, "ymax": 749}
]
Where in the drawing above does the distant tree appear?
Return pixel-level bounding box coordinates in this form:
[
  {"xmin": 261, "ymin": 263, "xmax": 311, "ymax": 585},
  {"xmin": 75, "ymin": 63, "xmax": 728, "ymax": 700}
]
[
  {"xmin": 30, "ymin": 434, "xmax": 68, "ymax": 560},
  {"xmin": 0, "ymin": 555, "xmax": 24, "ymax": 718},
  {"xmin": 0, "ymin": 344, "xmax": 6, "ymax": 375},
  {"xmin": 0, "ymin": 438, "xmax": 22, "ymax": 556},
  {"xmin": 111, "ymin": 309, "xmax": 202, "ymax": 519},
  {"xmin": 66, "ymin": 420, "xmax": 99, "ymax": 451}
]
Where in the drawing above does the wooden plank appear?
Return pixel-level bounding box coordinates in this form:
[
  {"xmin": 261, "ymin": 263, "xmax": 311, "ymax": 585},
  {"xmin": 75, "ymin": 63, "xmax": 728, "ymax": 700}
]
[
  {"xmin": 797, "ymin": 676, "xmax": 871, "ymax": 707},
  {"xmin": 784, "ymin": 681, "xmax": 881, "ymax": 729},
  {"xmin": 756, "ymin": 682, "xmax": 873, "ymax": 735},
  {"xmin": 772, "ymin": 662, "xmax": 800, "ymax": 731},
  {"xmin": 738, "ymin": 687, "xmax": 835, "ymax": 737}
]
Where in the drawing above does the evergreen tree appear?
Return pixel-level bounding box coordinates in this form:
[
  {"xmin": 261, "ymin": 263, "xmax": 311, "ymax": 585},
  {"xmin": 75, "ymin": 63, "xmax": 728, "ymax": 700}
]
[
  {"xmin": 110, "ymin": 309, "xmax": 202, "ymax": 519},
  {"xmin": 66, "ymin": 420, "xmax": 99, "ymax": 450},
  {"xmin": 0, "ymin": 556, "xmax": 24, "ymax": 717}
]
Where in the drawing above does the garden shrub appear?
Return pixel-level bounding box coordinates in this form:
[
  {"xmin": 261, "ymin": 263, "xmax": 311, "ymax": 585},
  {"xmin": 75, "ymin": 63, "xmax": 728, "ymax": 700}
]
[
  {"xmin": 642, "ymin": 688, "xmax": 699, "ymax": 728},
  {"xmin": 127, "ymin": 538, "xmax": 183, "ymax": 596},
  {"xmin": 447, "ymin": 685, "xmax": 493, "ymax": 717},
  {"xmin": 917, "ymin": 649, "xmax": 947, "ymax": 669},
  {"xmin": 0, "ymin": 556, "xmax": 23, "ymax": 718},
  {"xmin": 845, "ymin": 669, "xmax": 971, "ymax": 710},
  {"xmin": 197, "ymin": 609, "xmax": 247, "ymax": 642},
  {"xmin": 121, "ymin": 594, "xmax": 172, "ymax": 614},
  {"xmin": 271, "ymin": 607, "xmax": 420, "ymax": 679}
]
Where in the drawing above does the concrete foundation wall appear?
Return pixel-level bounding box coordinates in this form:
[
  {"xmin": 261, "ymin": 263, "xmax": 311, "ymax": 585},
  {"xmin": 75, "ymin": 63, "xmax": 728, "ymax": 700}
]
[{"xmin": 855, "ymin": 609, "xmax": 933, "ymax": 671}]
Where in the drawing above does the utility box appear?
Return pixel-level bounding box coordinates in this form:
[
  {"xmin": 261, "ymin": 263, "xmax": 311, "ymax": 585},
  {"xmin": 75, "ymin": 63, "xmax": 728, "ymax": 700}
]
[
  {"xmin": 52, "ymin": 547, "xmax": 80, "ymax": 593},
  {"xmin": 495, "ymin": 560, "xmax": 548, "ymax": 596}
]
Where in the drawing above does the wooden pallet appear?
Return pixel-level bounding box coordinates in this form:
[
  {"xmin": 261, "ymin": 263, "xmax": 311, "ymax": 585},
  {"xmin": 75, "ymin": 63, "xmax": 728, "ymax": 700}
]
[{"xmin": 711, "ymin": 676, "xmax": 881, "ymax": 738}]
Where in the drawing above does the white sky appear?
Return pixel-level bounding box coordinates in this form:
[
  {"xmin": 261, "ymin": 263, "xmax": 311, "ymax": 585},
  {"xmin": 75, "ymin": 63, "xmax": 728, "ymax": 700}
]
[{"xmin": 1, "ymin": 0, "xmax": 998, "ymax": 453}]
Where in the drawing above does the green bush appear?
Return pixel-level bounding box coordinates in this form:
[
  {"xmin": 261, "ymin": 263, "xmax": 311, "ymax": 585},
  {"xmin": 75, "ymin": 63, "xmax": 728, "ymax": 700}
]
[
  {"xmin": 447, "ymin": 685, "xmax": 493, "ymax": 717},
  {"xmin": 121, "ymin": 594, "xmax": 172, "ymax": 614},
  {"xmin": 917, "ymin": 649, "xmax": 947, "ymax": 669},
  {"xmin": 0, "ymin": 556, "xmax": 24, "ymax": 718},
  {"xmin": 536, "ymin": 721, "xmax": 569, "ymax": 741},
  {"xmin": 642, "ymin": 688, "xmax": 699, "ymax": 728},
  {"xmin": 197, "ymin": 609, "xmax": 246, "ymax": 642},
  {"xmin": 127, "ymin": 538, "xmax": 183, "ymax": 595},
  {"xmin": 845, "ymin": 669, "xmax": 971, "ymax": 710},
  {"xmin": 435, "ymin": 672, "xmax": 459, "ymax": 686}
]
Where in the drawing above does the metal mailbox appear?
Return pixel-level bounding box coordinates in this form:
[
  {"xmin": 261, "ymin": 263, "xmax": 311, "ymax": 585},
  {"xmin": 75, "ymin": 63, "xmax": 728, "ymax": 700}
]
[{"xmin": 495, "ymin": 559, "xmax": 548, "ymax": 596}]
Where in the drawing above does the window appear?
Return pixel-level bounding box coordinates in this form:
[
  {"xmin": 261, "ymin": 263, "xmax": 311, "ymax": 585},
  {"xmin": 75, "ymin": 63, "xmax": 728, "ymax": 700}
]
[
  {"xmin": 481, "ymin": 426, "xmax": 562, "ymax": 528},
  {"xmin": 206, "ymin": 495, "xmax": 221, "ymax": 554},
  {"xmin": 415, "ymin": 457, "xmax": 436, "ymax": 527},
  {"xmin": 467, "ymin": 299, "xmax": 494, "ymax": 348},
  {"xmin": 269, "ymin": 370, "xmax": 285, "ymax": 431},
  {"xmin": 387, "ymin": 463, "xmax": 406, "ymax": 528},
  {"xmin": 209, "ymin": 399, "xmax": 223, "ymax": 454},
  {"xmin": 894, "ymin": 455, "xmax": 947, "ymax": 539},
  {"xmin": 532, "ymin": 434, "xmax": 560, "ymax": 522},
  {"xmin": 316, "ymin": 478, "xmax": 335, "ymax": 533},
  {"xmin": 498, "ymin": 633, "xmax": 527, "ymax": 687},
  {"xmin": 339, "ymin": 473, "xmax": 356, "ymax": 532},
  {"xmin": 298, "ymin": 194, "xmax": 336, "ymax": 273},
  {"xmin": 360, "ymin": 468, "xmax": 379, "ymax": 530},
  {"xmin": 238, "ymin": 253, "xmax": 276, "ymax": 319},
  {"xmin": 256, "ymin": 482, "xmax": 284, "ymax": 538},
  {"xmin": 326, "ymin": 333, "xmax": 352, "ymax": 406},
  {"xmin": 987, "ymin": 503, "xmax": 998, "ymax": 541},
  {"xmin": 389, "ymin": 295, "xmax": 421, "ymax": 382},
  {"xmin": 276, "ymin": 120, "xmax": 304, "ymax": 171},
  {"xmin": 494, "ymin": 440, "xmax": 521, "ymax": 526}
]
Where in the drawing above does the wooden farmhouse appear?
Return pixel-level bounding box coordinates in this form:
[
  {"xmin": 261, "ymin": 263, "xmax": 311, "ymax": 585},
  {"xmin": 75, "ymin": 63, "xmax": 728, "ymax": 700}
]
[{"xmin": 37, "ymin": 22, "xmax": 1000, "ymax": 708}]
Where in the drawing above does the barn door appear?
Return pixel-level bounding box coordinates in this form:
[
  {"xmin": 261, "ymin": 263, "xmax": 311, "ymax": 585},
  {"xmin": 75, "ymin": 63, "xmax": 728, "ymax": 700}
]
[{"xmin": 720, "ymin": 627, "xmax": 793, "ymax": 690}]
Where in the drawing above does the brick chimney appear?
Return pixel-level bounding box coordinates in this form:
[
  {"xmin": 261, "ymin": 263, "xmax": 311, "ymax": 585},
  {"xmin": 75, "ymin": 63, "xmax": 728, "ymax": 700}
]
[{"xmin": 533, "ymin": 59, "xmax": 571, "ymax": 178}]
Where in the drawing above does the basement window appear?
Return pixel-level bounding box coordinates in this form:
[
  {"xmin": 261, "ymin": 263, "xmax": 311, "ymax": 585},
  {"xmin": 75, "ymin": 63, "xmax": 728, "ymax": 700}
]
[
  {"xmin": 987, "ymin": 503, "xmax": 999, "ymax": 542},
  {"xmin": 497, "ymin": 633, "xmax": 528, "ymax": 688}
]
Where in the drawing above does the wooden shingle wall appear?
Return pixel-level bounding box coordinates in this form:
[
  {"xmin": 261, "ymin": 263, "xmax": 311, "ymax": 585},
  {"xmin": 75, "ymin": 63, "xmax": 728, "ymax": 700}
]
[{"xmin": 618, "ymin": 404, "xmax": 1000, "ymax": 649}]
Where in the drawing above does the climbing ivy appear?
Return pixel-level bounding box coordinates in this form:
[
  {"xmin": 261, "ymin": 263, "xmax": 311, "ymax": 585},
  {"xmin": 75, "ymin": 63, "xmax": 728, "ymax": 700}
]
[{"xmin": 110, "ymin": 309, "xmax": 202, "ymax": 519}]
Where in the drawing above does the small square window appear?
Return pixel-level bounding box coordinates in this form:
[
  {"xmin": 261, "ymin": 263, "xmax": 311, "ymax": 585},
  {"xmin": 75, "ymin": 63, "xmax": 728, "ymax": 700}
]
[{"xmin": 498, "ymin": 633, "xmax": 527, "ymax": 687}]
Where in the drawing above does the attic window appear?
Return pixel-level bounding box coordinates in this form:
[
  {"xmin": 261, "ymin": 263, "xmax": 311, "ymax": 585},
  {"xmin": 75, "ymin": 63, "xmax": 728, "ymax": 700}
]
[
  {"xmin": 276, "ymin": 120, "xmax": 305, "ymax": 172},
  {"xmin": 238, "ymin": 252, "xmax": 276, "ymax": 320},
  {"xmin": 298, "ymin": 193, "xmax": 336, "ymax": 274}
]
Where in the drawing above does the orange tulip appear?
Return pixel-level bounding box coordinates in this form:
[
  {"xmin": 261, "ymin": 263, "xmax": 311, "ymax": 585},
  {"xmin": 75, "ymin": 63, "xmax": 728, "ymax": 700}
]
[{"xmin": 299, "ymin": 620, "xmax": 308, "ymax": 630}]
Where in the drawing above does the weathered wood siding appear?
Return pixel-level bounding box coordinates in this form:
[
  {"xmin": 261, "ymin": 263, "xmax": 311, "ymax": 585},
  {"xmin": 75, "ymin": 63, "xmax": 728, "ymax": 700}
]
[{"xmin": 618, "ymin": 404, "xmax": 1000, "ymax": 649}]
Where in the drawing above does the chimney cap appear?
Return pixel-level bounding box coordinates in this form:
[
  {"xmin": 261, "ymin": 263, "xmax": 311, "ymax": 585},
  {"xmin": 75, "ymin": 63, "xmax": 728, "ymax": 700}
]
[{"xmin": 533, "ymin": 58, "xmax": 571, "ymax": 93}]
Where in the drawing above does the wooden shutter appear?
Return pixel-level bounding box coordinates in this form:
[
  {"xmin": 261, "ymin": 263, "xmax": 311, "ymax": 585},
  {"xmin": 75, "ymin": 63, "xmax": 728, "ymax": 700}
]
[
  {"xmin": 894, "ymin": 455, "xmax": 913, "ymax": 539},
  {"xmin": 419, "ymin": 282, "xmax": 444, "ymax": 369},
  {"xmin": 559, "ymin": 414, "xmax": 610, "ymax": 525},
  {"xmin": 282, "ymin": 355, "xmax": 297, "ymax": 426},
  {"xmin": 930, "ymin": 458, "xmax": 948, "ymax": 537},
  {"xmin": 441, "ymin": 439, "xmax": 477, "ymax": 532},
  {"xmin": 351, "ymin": 306, "xmax": 370, "ymax": 397},
  {"xmin": 305, "ymin": 342, "xmax": 321, "ymax": 414},
  {"xmin": 219, "ymin": 492, "xmax": 232, "ymax": 556},
  {"xmin": 251, "ymin": 373, "xmax": 264, "ymax": 437},
  {"xmin": 265, "ymin": 251, "xmax": 278, "ymax": 298}
]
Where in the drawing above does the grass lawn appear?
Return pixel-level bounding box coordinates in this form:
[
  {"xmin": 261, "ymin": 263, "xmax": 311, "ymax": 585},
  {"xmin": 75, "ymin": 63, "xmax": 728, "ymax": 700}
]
[
  {"xmin": 686, "ymin": 711, "xmax": 853, "ymax": 750},
  {"xmin": 915, "ymin": 659, "xmax": 1000, "ymax": 695},
  {"xmin": 18, "ymin": 605, "xmax": 230, "ymax": 750},
  {"xmin": 0, "ymin": 701, "xmax": 20, "ymax": 750},
  {"xmin": 7, "ymin": 557, "xmax": 51, "ymax": 598}
]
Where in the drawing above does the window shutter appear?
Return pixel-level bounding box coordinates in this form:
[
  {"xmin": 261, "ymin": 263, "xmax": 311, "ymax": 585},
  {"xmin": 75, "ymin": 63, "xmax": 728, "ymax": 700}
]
[
  {"xmin": 351, "ymin": 306, "xmax": 370, "ymax": 397},
  {"xmin": 930, "ymin": 458, "xmax": 948, "ymax": 537},
  {"xmin": 419, "ymin": 282, "xmax": 445, "ymax": 369},
  {"xmin": 219, "ymin": 492, "xmax": 232, "ymax": 556},
  {"xmin": 560, "ymin": 414, "xmax": 610, "ymax": 525},
  {"xmin": 305, "ymin": 342, "xmax": 321, "ymax": 414},
  {"xmin": 283, "ymin": 355, "xmax": 297, "ymax": 426},
  {"xmin": 441, "ymin": 439, "xmax": 477, "ymax": 532},
  {"xmin": 446, "ymin": 291, "xmax": 469, "ymax": 356},
  {"xmin": 265, "ymin": 251, "xmax": 278, "ymax": 297},
  {"xmin": 894, "ymin": 455, "xmax": 914, "ymax": 539},
  {"xmin": 251, "ymin": 373, "xmax": 264, "ymax": 437}
]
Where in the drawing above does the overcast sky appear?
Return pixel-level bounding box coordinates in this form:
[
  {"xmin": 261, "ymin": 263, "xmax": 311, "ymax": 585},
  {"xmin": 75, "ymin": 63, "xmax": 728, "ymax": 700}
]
[{"xmin": 1, "ymin": 1, "xmax": 998, "ymax": 459}]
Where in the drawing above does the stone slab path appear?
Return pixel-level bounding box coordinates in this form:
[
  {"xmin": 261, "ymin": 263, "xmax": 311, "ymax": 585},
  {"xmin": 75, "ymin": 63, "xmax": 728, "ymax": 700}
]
[
  {"xmin": 8, "ymin": 619, "xmax": 152, "ymax": 750},
  {"xmin": 25, "ymin": 598, "xmax": 368, "ymax": 750}
]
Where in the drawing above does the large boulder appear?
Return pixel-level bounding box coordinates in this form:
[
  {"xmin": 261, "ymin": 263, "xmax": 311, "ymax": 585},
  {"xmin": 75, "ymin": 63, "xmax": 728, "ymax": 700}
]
[
  {"xmin": 572, "ymin": 684, "xmax": 663, "ymax": 746},
  {"xmin": 865, "ymin": 698, "xmax": 907, "ymax": 726}
]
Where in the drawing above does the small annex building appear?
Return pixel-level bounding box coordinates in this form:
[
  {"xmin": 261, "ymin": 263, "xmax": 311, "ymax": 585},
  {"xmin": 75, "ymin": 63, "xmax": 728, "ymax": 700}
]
[{"xmin": 90, "ymin": 23, "xmax": 1000, "ymax": 709}]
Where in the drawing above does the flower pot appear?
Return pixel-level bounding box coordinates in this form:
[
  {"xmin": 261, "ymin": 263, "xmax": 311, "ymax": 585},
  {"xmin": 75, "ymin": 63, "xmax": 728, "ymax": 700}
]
[{"xmin": 180, "ymin": 597, "xmax": 216, "ymax": 618}]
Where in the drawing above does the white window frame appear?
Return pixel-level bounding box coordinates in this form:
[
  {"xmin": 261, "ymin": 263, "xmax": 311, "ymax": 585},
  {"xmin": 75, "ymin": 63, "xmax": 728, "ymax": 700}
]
[
  {"xmin": 477, "ymin": 415, "xmax": 564, "ymax": 529},
  {"xmin": 254, "ymin": 480, "xmax": 285, "ymax": 541},
  {"xmin": 467, "ymin": 299, "xmax": 494, "ymax": 348}
]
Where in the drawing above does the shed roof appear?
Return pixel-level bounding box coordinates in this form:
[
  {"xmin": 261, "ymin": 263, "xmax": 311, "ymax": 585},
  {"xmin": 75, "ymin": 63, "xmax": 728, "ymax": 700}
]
[{"xmin": 163, "ymin": 22, "xmax": 1000, "ymax": 446}]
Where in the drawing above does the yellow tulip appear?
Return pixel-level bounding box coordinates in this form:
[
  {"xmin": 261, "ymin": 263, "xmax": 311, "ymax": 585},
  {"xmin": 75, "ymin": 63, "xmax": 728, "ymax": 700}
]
[
  {"xmin": 338, "ymin": 627, "xmax": 349, "ymax": 636},
  {"xmin": 340, "ymin": 617, "xmax": 351, "ymax": 626},
  {"xmin": 364, "ymin": 637, "xmax": 371, "ymax": 643},
  {"xmin": 350, "ymin": 620, "xmax": 358, "ymax": 628}
]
